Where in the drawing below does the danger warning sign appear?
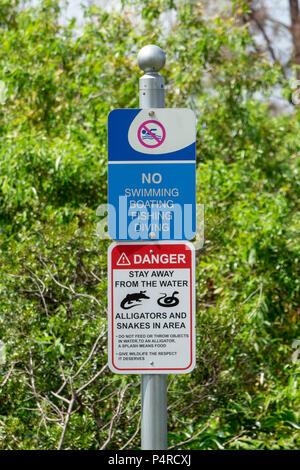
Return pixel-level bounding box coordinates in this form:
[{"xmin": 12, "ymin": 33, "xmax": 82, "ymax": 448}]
[{"xmin": 108, "ymin": 241, "xmax": 196, "ymax": 374}]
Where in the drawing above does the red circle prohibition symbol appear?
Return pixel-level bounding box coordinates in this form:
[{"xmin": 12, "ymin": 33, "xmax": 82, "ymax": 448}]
[{"xmin": 137, "ymin": 120, "xmax": 166, "ymax": 148}]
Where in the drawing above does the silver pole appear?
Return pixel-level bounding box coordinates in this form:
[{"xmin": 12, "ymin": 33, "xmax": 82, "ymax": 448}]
[{"xmin": 138, "ymin": 45, "xmax": 168, "ymax": 451}]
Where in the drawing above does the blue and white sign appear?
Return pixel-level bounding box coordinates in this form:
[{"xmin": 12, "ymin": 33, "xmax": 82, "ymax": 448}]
[{"xmin": 108, "ymin": 109, "xmax": 196, "ymax": 240}]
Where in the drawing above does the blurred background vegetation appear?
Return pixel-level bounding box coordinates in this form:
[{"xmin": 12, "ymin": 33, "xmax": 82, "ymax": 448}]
[{"xmin": 0, "ymin": 0, "xmax": 299, "ymax": 450}]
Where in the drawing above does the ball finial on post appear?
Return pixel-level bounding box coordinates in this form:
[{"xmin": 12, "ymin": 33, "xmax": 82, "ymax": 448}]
[{"xmin": 138, "ymin": 45, "xmax": 166, "ymax": 73}]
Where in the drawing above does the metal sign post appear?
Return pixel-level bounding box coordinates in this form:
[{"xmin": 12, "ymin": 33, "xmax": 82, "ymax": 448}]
[{"xmin": 138, "ymin": 45, "xmax": 168, "ymax": 450}]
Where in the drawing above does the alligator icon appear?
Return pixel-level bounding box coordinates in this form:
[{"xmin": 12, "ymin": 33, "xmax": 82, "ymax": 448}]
[
  {"xmin": 120, "ymin": 291, "xmax": 150, "ymax": 310},
  {"xmin": 157, "ymin": 291, "xmax": 180, "ymax": 308}
]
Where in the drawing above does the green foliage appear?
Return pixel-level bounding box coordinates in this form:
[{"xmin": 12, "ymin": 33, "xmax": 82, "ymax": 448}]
[{"xmin": 0, "ymin": 0, "xmax": 299, "ymax": 450}]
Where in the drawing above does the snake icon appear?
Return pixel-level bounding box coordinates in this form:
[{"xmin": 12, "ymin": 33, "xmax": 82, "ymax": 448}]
[{"xmin": 157, "ymin": 291, "xmax": 179, "ymax": 308}]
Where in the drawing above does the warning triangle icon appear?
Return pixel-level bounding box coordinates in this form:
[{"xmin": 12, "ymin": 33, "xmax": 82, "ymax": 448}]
[{"xmin": 116, "ymin": 252, "xmax": 131, "ymax": 266}]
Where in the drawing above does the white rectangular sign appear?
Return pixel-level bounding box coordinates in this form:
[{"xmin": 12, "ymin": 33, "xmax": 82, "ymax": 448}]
[{"xmin": 108, "ymin": 241, "xmax": 196, "ymax": 374}]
